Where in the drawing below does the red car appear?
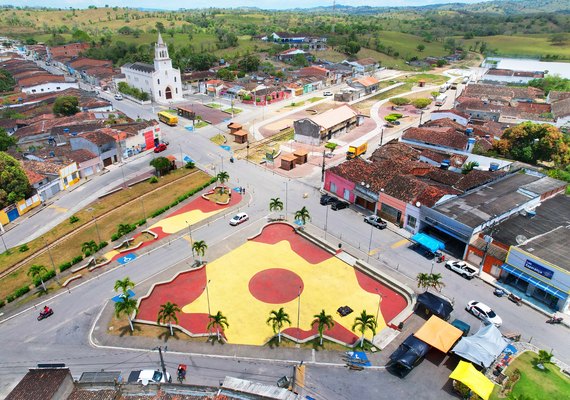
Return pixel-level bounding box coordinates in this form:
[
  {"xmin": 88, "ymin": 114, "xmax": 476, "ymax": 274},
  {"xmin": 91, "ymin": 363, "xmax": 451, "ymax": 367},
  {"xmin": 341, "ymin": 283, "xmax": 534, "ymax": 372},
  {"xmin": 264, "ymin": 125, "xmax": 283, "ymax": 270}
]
[{"xmin": 154, "ymin": 143, "xmax": 167, "ymax": 153}]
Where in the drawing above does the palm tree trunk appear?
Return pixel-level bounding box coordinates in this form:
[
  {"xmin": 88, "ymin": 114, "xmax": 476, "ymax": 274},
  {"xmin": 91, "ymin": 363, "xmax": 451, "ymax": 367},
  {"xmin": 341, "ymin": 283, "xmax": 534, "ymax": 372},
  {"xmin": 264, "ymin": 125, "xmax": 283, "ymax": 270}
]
[
  {"xmin": 320, "ymin": 335, "xmax": 323, "ymax": 346},
  {"xmin": 41, "ymin": 278, "xmax": 46, "ymax": 292},
  {"xmin": 128, "ymin": 316, "xmax": 134, "ymax": 332},
  {"xmin": 217, "ymin": 328, "xmax": 220, "ymax": 341},
  {"xmin": 278, "ymin": 329, "xmax": 281, "ymax": 343},
  {"xmin": 360, "ymin": 334, "xmax": 364, "ymax": 348},
  {"xmin": 169, "ymin": 322, "xmax": 173, "ymax": 336}
]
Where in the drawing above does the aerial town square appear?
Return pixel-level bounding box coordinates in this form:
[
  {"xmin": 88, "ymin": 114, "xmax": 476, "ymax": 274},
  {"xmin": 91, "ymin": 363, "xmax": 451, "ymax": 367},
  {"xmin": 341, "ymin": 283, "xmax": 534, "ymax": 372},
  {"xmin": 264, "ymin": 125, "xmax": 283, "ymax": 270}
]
[{"xmin": 0, "ymin": 1, "xmax": 569, "ymax": 399}]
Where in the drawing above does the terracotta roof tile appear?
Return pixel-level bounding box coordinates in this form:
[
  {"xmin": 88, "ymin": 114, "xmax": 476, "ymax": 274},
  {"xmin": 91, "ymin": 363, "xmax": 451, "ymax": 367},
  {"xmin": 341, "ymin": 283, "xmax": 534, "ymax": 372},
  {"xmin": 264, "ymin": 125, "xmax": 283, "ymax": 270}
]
[
  {"xmin": 402, "ymin": 127, "xmax": 468, "ymax": 151},
  {"xmin": 6, "ymin": 368, "xmax": 71, "ymax": 400},
  {"xmin": 23, "ymin": 167, "xmax": 46, "ymax": 185}
]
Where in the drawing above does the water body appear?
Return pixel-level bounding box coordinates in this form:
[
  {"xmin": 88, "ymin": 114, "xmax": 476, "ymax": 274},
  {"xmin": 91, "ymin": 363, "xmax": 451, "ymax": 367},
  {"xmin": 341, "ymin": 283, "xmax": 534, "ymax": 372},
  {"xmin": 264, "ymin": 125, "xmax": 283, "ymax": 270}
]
[{"xmin": 483, "ymin": 57, "xmax": 570, "ymax": 79}]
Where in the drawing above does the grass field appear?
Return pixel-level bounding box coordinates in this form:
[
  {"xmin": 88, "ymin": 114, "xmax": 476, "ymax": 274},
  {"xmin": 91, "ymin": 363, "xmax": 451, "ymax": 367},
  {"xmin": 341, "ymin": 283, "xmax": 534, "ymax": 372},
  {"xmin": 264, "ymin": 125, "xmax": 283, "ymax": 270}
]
[
  {"xmin": 490, "ymin": 351, "xmax": 570, "ymax": 399},
  {"xmin": 463, "ymin": 35, "xmax": 570, "ymax": 60},
  {"xmin": 0, "ymin": 169, "xmax": 212, "ymax": 301}
]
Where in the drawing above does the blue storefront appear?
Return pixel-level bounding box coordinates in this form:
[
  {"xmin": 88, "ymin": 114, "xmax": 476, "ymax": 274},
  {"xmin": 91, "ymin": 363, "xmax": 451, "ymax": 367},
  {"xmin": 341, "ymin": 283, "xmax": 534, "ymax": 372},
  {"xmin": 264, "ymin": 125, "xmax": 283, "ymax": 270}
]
[{"xmin": 499, "ymin": 248, "xmax": 569, "ymax": 313}]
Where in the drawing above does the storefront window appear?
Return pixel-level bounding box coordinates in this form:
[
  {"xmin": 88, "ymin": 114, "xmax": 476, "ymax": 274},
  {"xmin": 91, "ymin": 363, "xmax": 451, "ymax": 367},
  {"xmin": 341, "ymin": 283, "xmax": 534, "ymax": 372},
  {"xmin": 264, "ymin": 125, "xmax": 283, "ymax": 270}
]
[{"xmin": 407, "ymin": 215, "xmax": 417, "ymax": 229}]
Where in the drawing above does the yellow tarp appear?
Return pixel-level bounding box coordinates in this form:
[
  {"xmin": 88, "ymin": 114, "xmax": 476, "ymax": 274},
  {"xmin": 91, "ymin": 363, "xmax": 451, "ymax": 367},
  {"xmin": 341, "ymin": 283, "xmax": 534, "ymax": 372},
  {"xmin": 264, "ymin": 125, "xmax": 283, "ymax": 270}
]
[
  {"xmin": 449, "ymin": 361, "xmax": 495, "ymax": 400},
  {"xmin": 414, "ymin": 315, "xmax": 463, "ymax": 353}
]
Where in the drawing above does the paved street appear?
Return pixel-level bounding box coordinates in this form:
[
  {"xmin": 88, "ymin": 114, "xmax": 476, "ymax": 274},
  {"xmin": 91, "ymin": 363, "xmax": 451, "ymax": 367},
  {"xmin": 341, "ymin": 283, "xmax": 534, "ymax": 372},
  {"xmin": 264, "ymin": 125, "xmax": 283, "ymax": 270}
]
[{"xmin": 1, "ymin": 66, "xmax": 568, "ymax": 398}]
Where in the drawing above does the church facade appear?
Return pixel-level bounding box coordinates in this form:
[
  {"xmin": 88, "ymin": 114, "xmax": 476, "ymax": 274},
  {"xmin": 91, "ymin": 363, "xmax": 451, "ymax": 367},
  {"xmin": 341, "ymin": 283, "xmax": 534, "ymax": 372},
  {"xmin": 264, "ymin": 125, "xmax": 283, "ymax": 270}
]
[{"xmin": 120, "ymin": 33, "xmax": 183, "ymax": 104}]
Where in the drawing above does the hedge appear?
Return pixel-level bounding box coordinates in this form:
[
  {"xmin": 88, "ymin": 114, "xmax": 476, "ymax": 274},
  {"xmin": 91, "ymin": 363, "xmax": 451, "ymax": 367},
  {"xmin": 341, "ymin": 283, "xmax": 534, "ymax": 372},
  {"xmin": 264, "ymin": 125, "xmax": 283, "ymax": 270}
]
[
  {"xmin": 71, "ymin": 255, "xmax": 84, "ymax": 265},
  {"xmin": 14, "ymin": 285, "xmax": 31, "ymax": 298},
  {"xmin": 34, "ymin": 269, "xmax": 56, "ymax": 287},
  {"xmin": 59, "ymin": 261, "xmax": 73, "ymax": 272},
  {"xmin": 98, "ymin": 241, "xmax": 108, "ymax": 250}
]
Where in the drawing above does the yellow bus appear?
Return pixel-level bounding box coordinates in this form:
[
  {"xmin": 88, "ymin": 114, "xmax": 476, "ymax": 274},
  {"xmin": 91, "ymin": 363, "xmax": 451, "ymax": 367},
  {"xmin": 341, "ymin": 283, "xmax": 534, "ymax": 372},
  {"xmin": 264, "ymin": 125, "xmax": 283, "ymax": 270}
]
[{"xmin": 157, "ymin": 111, "xmax": 178, "ymax": 126}]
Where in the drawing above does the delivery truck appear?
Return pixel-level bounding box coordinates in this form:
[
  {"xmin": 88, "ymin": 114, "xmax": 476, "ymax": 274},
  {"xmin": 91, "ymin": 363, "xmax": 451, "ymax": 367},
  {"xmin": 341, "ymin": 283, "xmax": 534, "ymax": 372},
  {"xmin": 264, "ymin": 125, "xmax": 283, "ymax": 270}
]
[{"xmin": 346, "ymin": 139, "xmax": 368, "ymax": 160}]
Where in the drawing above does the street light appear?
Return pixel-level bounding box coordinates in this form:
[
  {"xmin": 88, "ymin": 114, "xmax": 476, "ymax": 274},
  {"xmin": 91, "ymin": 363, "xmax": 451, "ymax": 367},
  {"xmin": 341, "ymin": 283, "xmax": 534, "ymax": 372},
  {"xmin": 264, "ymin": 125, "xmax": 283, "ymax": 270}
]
[
  {"xmin": 92, "ymin": 216, "xmax": 101, "ymax": 243},
  {"xmin": 205, "ymin": 279, "xmax": 212, "ymax": 316},
  {"xmin": 140, "ymin": 197, "xmax": 147, "ymax": 227},
  {"xmin": 375, "ymin": 289, "xmax": 383, "ymax": 324},
  {"xmin": 0, "ymin": 229, "xmax": 8, "ymax": 253},
  {"xmin": 324, "ymin": 204, "xmax": 330, "ymax": 240},
  {"xmin": 284, "ymin": 180, "xmax": 289, "ymax": 218},
  {"xmin": 185, "ymin": 220, "xmax": 193, "ymax": 256},
  {"xmin": 296, "ymin": 286, "xmax": 302, "ymax": 340}
]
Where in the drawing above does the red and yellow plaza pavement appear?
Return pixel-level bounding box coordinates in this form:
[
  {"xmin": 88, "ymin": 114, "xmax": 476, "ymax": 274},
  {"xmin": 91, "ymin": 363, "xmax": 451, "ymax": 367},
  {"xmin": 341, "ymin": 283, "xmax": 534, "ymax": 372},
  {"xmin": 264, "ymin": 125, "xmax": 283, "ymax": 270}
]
[{"xmin": 137, "ymin": 223, "xmax": 407, "ymax": 346}]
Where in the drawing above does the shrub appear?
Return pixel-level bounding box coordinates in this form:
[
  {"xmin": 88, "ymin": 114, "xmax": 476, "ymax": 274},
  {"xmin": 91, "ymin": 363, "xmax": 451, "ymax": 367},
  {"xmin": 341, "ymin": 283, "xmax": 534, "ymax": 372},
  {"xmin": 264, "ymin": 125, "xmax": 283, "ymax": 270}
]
[
  {"xmin": 69, "ymin": 215, "xmax": 79, "ymax": 224},
  {"xmin": 59, "ymin": 262, "xmax": 72, "ymax": 272},
  {"xmin": 185, "ymin": 161, "xmax": 195, "ymax": 169},
  {"xmin": 0, "ymin": 299, "xmax": 4, "ymax": 308},
  {"xmin": 390, "ymin": 97, "xmax": 410, "ymax": 106},
  {"xmin": 14, "ymin": 285, "xmax": 31, "ymax": 298},
  {"xmin": 34, "ymin": 269, "xmax": 56, "ymax": 287},
  {"xmin": 411, "ymin": 98, "xmax": 432, "ymax": 109},
  {"xmin": 6, "ymin": 294, "xmax": 15, "ymax": 303},
  {"xmin": 111, "ymin": 233, "xmax": 119, "ymax": 241},
  {"xmin": 19, "ymin": 244, "xmax": 29, "ymax": 252},
  {"xmin": 84, "ymin": 250, "xmax": 92, "ymax": 257},
  {"xmin": 117, "ymin": 81, "xmax": 150, "ymax": 101},
  {"xmin": 149, "ymin": 176, "xmax": 159, "ymax": 183},
  {"xmin": 71, "ymin": 255, "xmax": 84, "ymax": 265},
  {"xmin": 136, "ymin": 219, "xmax": 146, "ymax": 227},
  {"xmin": 98, "ymin": 241, "xmax": 108, "ymax": 250}
]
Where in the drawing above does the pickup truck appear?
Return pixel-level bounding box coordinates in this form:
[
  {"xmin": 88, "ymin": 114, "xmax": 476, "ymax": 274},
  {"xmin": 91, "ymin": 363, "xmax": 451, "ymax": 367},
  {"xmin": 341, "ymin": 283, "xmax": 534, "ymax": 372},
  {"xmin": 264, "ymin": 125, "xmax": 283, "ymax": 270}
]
[
  {"xmin": 364, "ymin": 215, "xmax": 387, "ymax": 229},
  {"xmin": 445, "ymin": 260, "xmax": 477, "ymax": 280},
  {"xmin": 128, "ymin": 369, "xmax": 171, "ymax": 385}
]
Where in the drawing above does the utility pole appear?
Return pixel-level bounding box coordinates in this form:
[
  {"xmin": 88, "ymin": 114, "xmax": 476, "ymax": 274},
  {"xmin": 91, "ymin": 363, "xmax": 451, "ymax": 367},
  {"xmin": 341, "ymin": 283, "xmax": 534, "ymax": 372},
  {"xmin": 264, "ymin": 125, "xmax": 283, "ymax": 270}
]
[
  {"xmin": 156, "ymin": 346, "xmax": 168, "ymax": 383},
  {"xmin": 321, "ymin": 149, "xmax": 326, "ymax": 182},
  {"xmin": 380, "ymin": 128, "xmax": 384, "ymax": 146}
]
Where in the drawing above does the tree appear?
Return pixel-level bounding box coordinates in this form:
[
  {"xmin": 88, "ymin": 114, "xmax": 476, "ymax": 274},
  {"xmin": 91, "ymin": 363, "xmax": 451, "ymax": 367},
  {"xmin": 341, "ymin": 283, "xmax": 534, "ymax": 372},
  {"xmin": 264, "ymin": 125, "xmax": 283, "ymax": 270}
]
[
  {"xmin": 114, "ymin": 277, "xmax": 135, "ymax": 296},
  {"xmin": 207, "ymin": 310, "xmax": 229, "ymax": 342},
  {"xmin": 292, "ymin": 54, "xmax": 309, "ymax": 67},
  {"xmin": 150, "ymin": 157, "xmax": 172, "ymax": 176},
  {"xmin": 81, "ymin": 240, "xmax": 98, "ymax": 255},
  {"xmin": 351, "ymin": 310, "xmax": 377, "ymax": 348},
  {"xmin": 269, "ymin": 197, "xmax": 284, "ymax": 212},
  {"xmin": 28, "ymin": 264, "xmax": 48, "ymax": 292},
  {"xmin": 429, "ymin": 273, "xmax": 445, "ymax": 292},
  {"xmin": 0, "ymin": 152, "xmax": 32, "ymax": 209},
  {"xmin": 312, "ymin": 309, "xmax": 334, "ymax": 346},
  {"xmin": 216, "ymin": 68, "xmax": 235, "ymax": 81},
  {"xmin": 416, "ymin": 44, "xmax": 425, "ymax": 52},
  {"xmin": 216, "ymin": 171, "xmax": 229, "ymax": 186},
  {"xmin": 536, "ymin": 349, "xmax": 553, "ymax": 365},
  {"xmin": 344, "ymin": 41, "xmax": 361, "ymax": 56},
  {"xmin": 461, "ymin": 161, "xmax": 479, "ymax": 174},
  {"xmin": 53, "ymin": 96, "xmax": 79, "ymax": 116},
  {"xmin": 549, "ymin": 33, "xmax": 567, "ymax": 46},
  {"xmin": 0, "ymin": 128, "xmax": 17, "ymax": 151},
  {"xmin": 114, "ymin": 296, "xmax": 138, "ymax": 331},
  {"xmin": 294, "ymin": 206, "xmax": 310, "ymax": 225},
  {"xmin": 155, "ymin": 22, "xmax": 165, "ymax": 33},
  {"xmin": 267, "ymin": 307, "xmax": 291, "ymax": 343},
  {"xmin": 192, "ymin": 240, "xmax": 207, "ymax": 264},
  {"xmin": 411, "ymin": 98, "xmax": 432, "ymax": 109},
  {"xmin": 157, "ymin": 301, "xmax": 181, "ymax": 336},
  {"xmin": 390, "ymin": 97, "xmax": 410, "ymax": 106},
  {"xmin": 238, "ymin": 54, "xmax": 260, "ymax": 72},
  {"xmin": 416, "ymin": 272, "xmax": 432, "ymax": 291},
  {"xmin": 0, "ymin": 69, "xmax": 16, "ymax": 92}
]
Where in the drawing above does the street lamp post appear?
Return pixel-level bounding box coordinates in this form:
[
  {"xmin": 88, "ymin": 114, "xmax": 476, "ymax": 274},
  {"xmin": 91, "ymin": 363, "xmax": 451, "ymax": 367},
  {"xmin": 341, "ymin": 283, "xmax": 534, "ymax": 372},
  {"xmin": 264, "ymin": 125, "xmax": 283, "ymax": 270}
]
[
  {"xmin": 380, "ymin": 128, "xmax": 384, "ymax": 146},
  {"xmin": 0, "ymin": 230, "xmax": 8, "ymax": 253},
  {"xmin": 375, "ymin": 289, "xmax": 383, "ymax": 323},
  {"xmin": 296, "ymin": 286, "xmax": 302, "ymax": 340},
  {"xmin": 140, "ymin": 197, "xmax": 147, "ymax": 227},
  {"xmin": 45, "ymin": 239, "xmax": 60, "ymax": 284},
  {"xmin": 324, "ymin": 204, "xmax": 329, "ymax": 240},
  {"xmin": 367, "ymin": 220, "xmax": 374, "ymax": 262},
  {"xmin": 185, "ymin": 221, "xmax": 193, "ymax": 256},
  {"xmin": 92, "ymin": 216, "xmax": 101, "ymax": 243},
  {"xmin": 285, "ymin": 180, "xmax": 289, "ymax": 218},
  {"xmin": 205, "ymin": 280, "xmax": 211, "ymax": 316}
]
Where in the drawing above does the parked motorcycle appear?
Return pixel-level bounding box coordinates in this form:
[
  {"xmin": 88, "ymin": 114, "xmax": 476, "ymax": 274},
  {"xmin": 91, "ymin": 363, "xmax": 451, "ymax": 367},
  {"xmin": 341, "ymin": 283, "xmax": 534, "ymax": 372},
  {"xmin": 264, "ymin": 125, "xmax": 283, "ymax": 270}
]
[
  {"xmin": 546, "ymin": 316, "xmax": 564, "ymax": 324},
  {"xmin": 494, "ymin": 288, "xmax": 506, "ymax": 297},
  {"xmin": 508, "ymin": 293, "xmax": 523, "ymax": 306},
  {"xmin": 37, "ymin": 307, "xmax": 54, "ymax": 321}
]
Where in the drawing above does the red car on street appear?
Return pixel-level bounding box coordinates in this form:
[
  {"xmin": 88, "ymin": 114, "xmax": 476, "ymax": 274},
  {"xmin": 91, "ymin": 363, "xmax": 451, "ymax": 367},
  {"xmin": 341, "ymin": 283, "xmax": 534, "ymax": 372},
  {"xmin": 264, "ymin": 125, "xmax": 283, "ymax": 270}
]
[{"xmin": 154, "ymin": 143, "xmax": 168, "ymax": 153}]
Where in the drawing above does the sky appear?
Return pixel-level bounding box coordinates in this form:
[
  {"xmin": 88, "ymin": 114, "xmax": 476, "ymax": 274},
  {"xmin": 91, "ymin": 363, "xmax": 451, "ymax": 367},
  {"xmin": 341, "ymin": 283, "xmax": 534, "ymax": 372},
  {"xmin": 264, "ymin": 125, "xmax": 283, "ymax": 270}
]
[{"xmin": 1, "ymin": 0, "xmax": 488, "ymax": 11}]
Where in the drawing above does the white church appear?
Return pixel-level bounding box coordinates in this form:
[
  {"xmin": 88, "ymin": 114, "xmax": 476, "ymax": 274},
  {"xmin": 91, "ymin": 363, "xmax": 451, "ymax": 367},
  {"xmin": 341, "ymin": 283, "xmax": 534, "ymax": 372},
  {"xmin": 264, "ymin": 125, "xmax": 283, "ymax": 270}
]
[{"xmin": 120, "ymin": 33, "xmax": 183, "ymax": 104}]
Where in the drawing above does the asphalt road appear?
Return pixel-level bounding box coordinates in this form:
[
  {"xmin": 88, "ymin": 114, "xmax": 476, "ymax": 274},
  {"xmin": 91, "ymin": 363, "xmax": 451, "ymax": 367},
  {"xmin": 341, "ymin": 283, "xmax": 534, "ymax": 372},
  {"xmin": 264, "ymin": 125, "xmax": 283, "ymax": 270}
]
[{"xmin": 1, "ymin": 67, "xmax": 568, "ymax": 398}]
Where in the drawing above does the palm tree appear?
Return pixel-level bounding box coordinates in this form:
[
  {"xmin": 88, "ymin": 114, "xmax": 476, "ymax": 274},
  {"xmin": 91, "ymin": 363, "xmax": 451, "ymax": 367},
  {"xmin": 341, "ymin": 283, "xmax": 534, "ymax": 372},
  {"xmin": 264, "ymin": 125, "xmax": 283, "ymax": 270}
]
[
  {"xmin": 114, "ymin": 296, "xmax": 138, "ymax": 332},
  {"xmin": 81, "ymin": 240, "xmax": 98, "ymax": 255},
  {"xmin": 294, "ymin": 206, "xmax": 311, "ymax": 225},
  {"xmin": 216, "ymin": 171, "xmax": 229, "ymax": 192},
  {"xmin": 429, "ymin": 273, "xmax": 445, "ymax": 292},
  {"xmin": 416, "ymin": 272, "xmax": 431, "ymax": 292},
  {"xmin": 157, "ymin": 302, "xmax": 181, "ymax": 336},
  {"xmin": 269, "ymin": 197, "xmax": 284, "ymax": 212},
  {"xmin": 114, "ymin": 277, "xmax": 135, "ymax": 296},
  {"xmin": 207, "ymin": 311, "xmax": 229, "ymax": 342},
  {"xmin": 312, "ymin": 309, "xmax": 335, "ymax": 346},
  {"xmin": 352, "ymin": 310, "xmax": 377, "ymax": 348},
  {"xmin": 192, "ymin": 240, "xmax": 207, "ymax": 264},
  {"xmin": 28, "ymin": 264, "xmax": 48, "ymax": 292},
  {"xmin": 266, "ymin": 307, "xmax": 291, "ymax": 343}
]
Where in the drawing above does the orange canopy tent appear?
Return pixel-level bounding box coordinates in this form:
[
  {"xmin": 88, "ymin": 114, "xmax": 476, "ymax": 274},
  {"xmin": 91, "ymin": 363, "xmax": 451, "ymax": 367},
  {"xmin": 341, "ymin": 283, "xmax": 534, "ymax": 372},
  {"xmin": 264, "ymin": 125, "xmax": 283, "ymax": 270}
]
[{"xmin": 414, "ymin": 315, "xmax": 463, "ymax": 353}]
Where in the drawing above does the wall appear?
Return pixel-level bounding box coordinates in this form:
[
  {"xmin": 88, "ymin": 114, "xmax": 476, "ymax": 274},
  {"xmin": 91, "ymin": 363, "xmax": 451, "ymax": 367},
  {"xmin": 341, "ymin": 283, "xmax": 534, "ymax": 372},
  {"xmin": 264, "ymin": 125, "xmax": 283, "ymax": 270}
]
[
  {"xmin": 404, "ymin": 203, "xmax": 421, "ymax": 234},
  {"xmin": 22, "ymin": 81, "xmax": 79, "ymax": 94},
  {"xmin": 294, "ymin": 119, "xmax": 320, "ymax": 146},
  {"xmin": 324, "ymin": 172, "xmax": 356, "ymax": 202},
  {"xmin": 78, "ymin": 157, "xmax": 102, "ymax": 178},
  {"xmin": 378, "ymin": 193, "xmax": 407, "ymax": 226},
  {"xmin": 506, "ymin": 248, "xmax": 570, "ymax": 294}
]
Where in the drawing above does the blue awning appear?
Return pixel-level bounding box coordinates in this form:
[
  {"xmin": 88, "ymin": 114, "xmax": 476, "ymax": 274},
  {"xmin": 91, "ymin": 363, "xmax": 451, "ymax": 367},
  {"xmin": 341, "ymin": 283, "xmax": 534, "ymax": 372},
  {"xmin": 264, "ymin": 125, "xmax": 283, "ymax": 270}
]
[
  {"xmin": 411, "ymin": 233, "xmax": 445, "ymax": 253},
  {"xmin": 500, "ymin": 264, "xmax": 567, "ymax": 300}
]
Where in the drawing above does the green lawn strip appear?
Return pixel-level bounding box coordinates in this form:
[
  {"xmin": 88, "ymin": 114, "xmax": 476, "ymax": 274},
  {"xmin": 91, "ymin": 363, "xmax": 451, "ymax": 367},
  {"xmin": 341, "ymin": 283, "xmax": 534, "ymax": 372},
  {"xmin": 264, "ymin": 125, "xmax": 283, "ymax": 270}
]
[
  {"xmin": 490, "ymin": 351, "xmax": 570, "ymax": 400},
  {"xmin": 210, "ymin": 134, "xmax": 227, "ymax": 145},
  {"xmin": 402, "ymin": 73, "xmax": 447, "ymax": 85},
  {"xmin": 0, "ymin": 170, "xmax": 212, "ymax": 300},
  {"xmin": 308, "ymin": 97, "xmax": 324, "ymax": 103},
  {"xmin": 223, "ymin": 108, "xmax": 242, "ymax": 114},
  {"xmin": 194, "ymin": 121, "xmax": 209, "ymax": 129},
  {"xmin": 206, "ymin": 103, "xmax": 223, "ymax": 109}
]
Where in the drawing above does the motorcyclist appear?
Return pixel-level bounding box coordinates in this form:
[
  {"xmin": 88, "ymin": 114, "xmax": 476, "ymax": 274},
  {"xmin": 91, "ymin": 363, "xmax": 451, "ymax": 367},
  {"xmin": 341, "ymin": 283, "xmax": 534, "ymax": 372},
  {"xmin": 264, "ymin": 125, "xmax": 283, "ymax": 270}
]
[{"xmin": 43, "ymin": 305, "xmax": 50, "ymax": 314}]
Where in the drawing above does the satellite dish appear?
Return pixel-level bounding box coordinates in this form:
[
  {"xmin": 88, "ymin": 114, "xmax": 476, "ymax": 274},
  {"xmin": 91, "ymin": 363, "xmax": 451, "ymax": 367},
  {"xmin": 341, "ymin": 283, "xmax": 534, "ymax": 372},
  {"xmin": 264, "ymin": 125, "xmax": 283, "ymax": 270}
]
[{"xmin": 515, "ymin": 235, "xmax": 528, "ymax": 245}]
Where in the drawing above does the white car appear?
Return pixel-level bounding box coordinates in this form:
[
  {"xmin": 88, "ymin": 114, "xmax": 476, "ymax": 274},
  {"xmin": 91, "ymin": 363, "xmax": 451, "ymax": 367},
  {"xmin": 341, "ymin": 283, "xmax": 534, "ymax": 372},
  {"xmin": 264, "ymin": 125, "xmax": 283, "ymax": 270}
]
[
  {"xmin": 323, "ymin": 91, "xmax": 333, "ymax": 96},
  {"xmin": 466, "ymin": 300, "xmax": 502, "ymax": 327},
  {"xmin": 445, "ymin": 260, "xmax": 477, "ymax": 280},
  {"xmin": 136, "ymin": 369, "xmax": 171, "ymax": 385},
  {"xmin": 229, "ymin": 212, "xmax": 249, "ymax": 226},
  {"xmin": 114, "ymin": 93, "xmax": 123, "ymax": 100}
]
